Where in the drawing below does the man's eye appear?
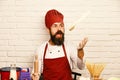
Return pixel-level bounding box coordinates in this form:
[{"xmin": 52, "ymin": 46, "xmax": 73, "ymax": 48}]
[
  {"xmin": 54, "ymin": 24, "xmax": 57, "ymax": 27},
  {"xmin": 60, "ymin": 24, "xmax": 64, "ymax": 27}
]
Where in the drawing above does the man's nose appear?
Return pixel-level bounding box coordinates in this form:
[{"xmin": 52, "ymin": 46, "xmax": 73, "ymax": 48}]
[{"xmin": 58, "ymin": 26, "xmax": 62, "ymax": 30}]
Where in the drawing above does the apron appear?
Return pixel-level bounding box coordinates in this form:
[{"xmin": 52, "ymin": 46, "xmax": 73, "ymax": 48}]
[{"xmin": 43, "ymin": 43, "xmax": 73, "ymax": 80}]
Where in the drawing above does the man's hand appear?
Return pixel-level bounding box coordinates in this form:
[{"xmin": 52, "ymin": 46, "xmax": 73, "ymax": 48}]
[
  {"xmin": 78, "ymin": 37, "xmax": 88, "ymax": 60},
  {"xmin": 78, "ymin": 37, "xmax": 88, "ymax": 49},
  {"xmin": 32, "ymin": 73, "xmax": 40, "ymax": 80}
]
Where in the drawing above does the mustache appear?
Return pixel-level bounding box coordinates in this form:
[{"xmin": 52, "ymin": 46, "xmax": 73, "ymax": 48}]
[{"xmin": 55, "ymin": 30, "xmax": 64, "ymax": 35}]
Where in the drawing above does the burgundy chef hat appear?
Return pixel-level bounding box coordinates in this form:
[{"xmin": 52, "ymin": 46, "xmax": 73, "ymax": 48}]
[{"xmin": 45, "ymin": 9, "xmax": 64, "ymax": 29}]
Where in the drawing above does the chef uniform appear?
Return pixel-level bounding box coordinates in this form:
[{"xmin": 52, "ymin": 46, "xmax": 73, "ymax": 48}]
[
  {"xmin": 43, "ymin": 43, "xmax": 73, "ymax": 80},
  {"xmin": 32, "ymin": 9, "xmax": 85, "ymax": 80},
  {"xmin": 43, "ymin": 9, "xmax": 73, "ymax": 80}
]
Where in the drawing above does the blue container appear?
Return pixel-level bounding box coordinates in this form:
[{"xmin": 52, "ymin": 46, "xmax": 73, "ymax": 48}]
[{"xmin": 19, "ymin": 68, "xmax": 31, "ymax": 80}]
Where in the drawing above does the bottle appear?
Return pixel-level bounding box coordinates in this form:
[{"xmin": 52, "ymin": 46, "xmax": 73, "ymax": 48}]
[{"xmin": 9, "ymin": 64, "xmax": 17, "ymax": 80}]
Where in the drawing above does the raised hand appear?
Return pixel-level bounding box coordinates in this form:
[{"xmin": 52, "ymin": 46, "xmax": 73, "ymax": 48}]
[{"xmin": 78, "ymin": 37, "xmax": 88, "ymax": 49}]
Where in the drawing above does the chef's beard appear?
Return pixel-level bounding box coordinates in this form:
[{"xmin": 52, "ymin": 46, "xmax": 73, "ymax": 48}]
[{"xmin": 50, "ymin": 30, "xmax": 64, "ymax": 46}]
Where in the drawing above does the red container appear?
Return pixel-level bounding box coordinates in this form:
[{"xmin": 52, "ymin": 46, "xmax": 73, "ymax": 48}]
[{"xmin": 0, "ymin": 67, "xmax": 21, "ymax": 80}]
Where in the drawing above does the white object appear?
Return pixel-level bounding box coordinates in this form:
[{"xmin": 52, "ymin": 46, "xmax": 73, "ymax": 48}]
[
  {"xmin": 78, "ymin": 76, "xmax": 90, "ymax": 80},
  {"xmin": 69, "ymin": 11, "xmax": 91, "ymax": 31},
  {"xmin": 9, "ymin": 64, "xmax": 17, "ymax": 80},
  {"xmin": 108, "ymin": 77, "xmax": 120, "ymax": 80}
]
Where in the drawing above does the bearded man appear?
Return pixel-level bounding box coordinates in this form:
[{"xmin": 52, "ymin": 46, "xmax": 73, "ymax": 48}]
[{"xmin": 32, "ymin": 9, "xmax": 88, "ymax": 80}]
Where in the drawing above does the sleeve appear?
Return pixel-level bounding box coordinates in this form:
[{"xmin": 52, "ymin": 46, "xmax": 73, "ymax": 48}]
[
  {"xmin": 68, "ymin": 41, "xmax": 85, "ymax": 70},
  {"xmin": 77, "ymin": 57, "xmax": 85, "ymax": 70},
  {"xmin": 31, "ymin": 46, "xmax": 42, "ymax": 75},
  {"xmin": 31, "ymin": 42, "xmax": 46, "ymax": 76}
]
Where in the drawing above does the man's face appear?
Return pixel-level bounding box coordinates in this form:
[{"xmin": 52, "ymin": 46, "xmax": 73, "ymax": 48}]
[{"xmin": 49, "ymin": 22, "xmax": 65, "ymax": 45}]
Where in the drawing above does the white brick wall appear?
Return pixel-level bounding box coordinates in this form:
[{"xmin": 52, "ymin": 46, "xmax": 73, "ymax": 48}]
[{"xmin": 0, "ymin": 0, "xmax": 120, "ymax": 79}]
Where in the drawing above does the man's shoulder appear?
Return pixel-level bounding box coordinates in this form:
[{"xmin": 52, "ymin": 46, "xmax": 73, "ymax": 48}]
[
  {"xmin": 64, "ymin": 40, "xmax": 74, "ymax": 45},
  {"xmin": 64, "ymin": 40, "xmax": 76, "ymax": 48},
  {"xmin": 37, "ymin": 41, "xmax": 48, "ymax": 49}
]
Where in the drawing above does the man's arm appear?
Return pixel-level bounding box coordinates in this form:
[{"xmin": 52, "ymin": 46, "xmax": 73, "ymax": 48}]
[
  {"xmin": 78, "ymin": 48, "xmax": 84, "ymax": 60},
  {"xmin": 77, "ymin": 37, "xmax": 88, "ymax": 69},
  {"xmin": 77, "ymin": 37, "xmax": 88, "ymax": 60}
]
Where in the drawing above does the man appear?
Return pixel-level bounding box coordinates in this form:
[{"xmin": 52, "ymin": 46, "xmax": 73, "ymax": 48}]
[{"xmin": 32, "ymin": 9, "xmax": 88, "ymax": 80}]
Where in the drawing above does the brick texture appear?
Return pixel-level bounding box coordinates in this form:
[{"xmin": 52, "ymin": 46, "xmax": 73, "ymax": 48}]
[{"xmin": 0, "ymin": 0, "xmax": 120, "ymax": 79}]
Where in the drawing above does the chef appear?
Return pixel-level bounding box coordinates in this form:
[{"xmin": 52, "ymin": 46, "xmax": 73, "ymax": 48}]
[{"xmin": 32, "ymin": 9, "xmax": 88, "ymax": 80}]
